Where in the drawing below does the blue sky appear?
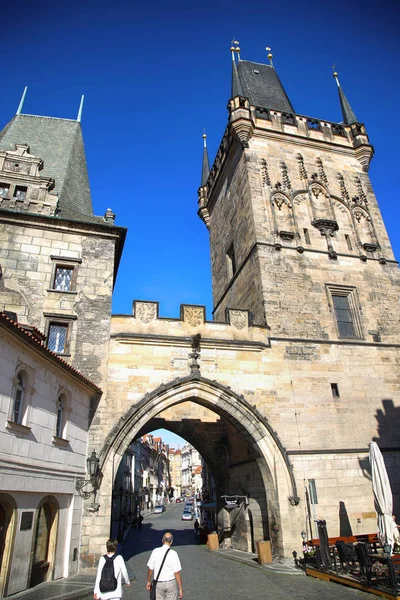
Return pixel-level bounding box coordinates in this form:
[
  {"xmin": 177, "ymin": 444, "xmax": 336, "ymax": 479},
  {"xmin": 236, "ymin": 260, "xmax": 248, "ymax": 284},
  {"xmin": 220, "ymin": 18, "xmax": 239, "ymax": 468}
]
[{"xmin": 1, "ymin": 0, "xmax": 399, "ymax": 324}]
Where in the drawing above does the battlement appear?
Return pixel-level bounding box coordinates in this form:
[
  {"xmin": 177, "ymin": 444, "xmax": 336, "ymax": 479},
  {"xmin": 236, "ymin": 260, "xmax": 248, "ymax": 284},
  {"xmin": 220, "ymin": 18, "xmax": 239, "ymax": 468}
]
[{"xmin": 110, "ymin": 300, "xmax": 269, "ymax": 350}]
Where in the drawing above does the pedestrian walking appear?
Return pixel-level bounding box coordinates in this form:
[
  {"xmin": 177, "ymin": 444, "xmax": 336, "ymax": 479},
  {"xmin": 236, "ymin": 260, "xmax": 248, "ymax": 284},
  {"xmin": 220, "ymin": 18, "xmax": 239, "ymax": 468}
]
[
  {"xmin": 94, "ymin": 538, "xmax": 130, "ymax": 600},
  {"xmin": 194, "ymin": 519, "xmax": 199, "ymax": 536},
  {"xmin": 138, "ymin": 513, "xmax": 144, "ymax": 530},
  {"xmin": 146, "ymin": 532, "xmax": 183, "ymax": 599}
]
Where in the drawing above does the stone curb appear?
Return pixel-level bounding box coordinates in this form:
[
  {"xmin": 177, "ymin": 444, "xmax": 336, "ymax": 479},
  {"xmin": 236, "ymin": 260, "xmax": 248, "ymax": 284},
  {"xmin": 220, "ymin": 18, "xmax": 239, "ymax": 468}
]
[{"xmin": 214, "ymin": 549, "xmax": 303, "ymax": 575}]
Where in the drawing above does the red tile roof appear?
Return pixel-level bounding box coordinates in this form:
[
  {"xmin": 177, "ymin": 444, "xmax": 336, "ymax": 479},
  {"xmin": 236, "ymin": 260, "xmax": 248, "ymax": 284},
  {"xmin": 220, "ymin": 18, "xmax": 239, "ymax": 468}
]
[{"xmin": 0, "ymin": 312, "xmax": 102, "ymax": 393}]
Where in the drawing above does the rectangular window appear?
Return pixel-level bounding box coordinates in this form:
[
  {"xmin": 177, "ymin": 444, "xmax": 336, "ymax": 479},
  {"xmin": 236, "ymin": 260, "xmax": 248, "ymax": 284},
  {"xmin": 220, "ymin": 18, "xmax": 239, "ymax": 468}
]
[
  {"xmin": 303, "ymin": 228, "xmax": 311, "ymax": 245},
  {"xmin": 47, "ymin": 323, "xmax": 68, "ymax": 354},
  {"xmin": 331, "ymin": 383, "xmax": 340, "ymax": 397},
  {"xmin": 226, "ymin": 243, "xmax": 236, "ymax": 279},
  {"xmin": 332, "ymin": 295, "xmax": 356, "ymax": 338},
  {"xmin": 53, "ymin": 266, "xmax": 73, "ymax": 291},
  {"xmin": 0, "ymin": 183, "xmax": 10, "ymax": 197},
  {"xmin": 345, "ymin": 234, "xmax": 353, "ymax": 251},
  {"xmin": 327, "ymin": 285, "xmax": 363, "ymax": 339},
  {"xmin": 14, "ymin": 185, "xmax": 27, "ymax": 200}
]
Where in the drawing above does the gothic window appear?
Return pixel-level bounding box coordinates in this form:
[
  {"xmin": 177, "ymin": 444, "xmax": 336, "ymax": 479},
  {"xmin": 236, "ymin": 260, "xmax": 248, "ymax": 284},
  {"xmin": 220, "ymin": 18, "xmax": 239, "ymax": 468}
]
[
  {"xmin": 226, "ymin": 243, "xmax": 236, "ymax": 279},
  {"xmin": 0, "ymin": 183, "xmax": 10, "ymax": 198},
  {"xmin": 12, "ymin": 372, "xmax": 25, "ymax": 424},
  {"xmin": 14, "ymin": 186, "xmax": 27, "ymax": 200},
  {"xmin": 327, "ymin": 285, "xmax": 363, "ymax": 339},
  {"xmin": 345, "ymin": 234, "xmax": 353, "ymax": 251},
  {"xmin": 47, "ymin": 323, "xmax": 69, "ymax": 354},
  {"xmin": 55, "ymin": 395, "xmax": 65, "ymax": 439},
  {"xmin": 52, "ymin": 266, "xmax": 74, "ymax": 291}
]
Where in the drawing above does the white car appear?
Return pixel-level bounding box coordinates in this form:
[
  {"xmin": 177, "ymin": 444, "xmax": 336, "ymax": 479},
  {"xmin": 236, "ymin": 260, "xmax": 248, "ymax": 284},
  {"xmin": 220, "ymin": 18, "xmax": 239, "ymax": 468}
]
[
  {"xmin": 154, "ymin": 505, "xmax": 165, "ymax": 514},
  {"xmin": 181, "ymin": 510, "xmax": 193, "ymax": 521}
]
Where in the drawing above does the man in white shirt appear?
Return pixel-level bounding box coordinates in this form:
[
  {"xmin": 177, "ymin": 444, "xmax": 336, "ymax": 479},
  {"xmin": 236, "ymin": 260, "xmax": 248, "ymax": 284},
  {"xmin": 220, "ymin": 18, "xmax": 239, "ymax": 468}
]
[{"xmin": 146, "ymin": 532, "xmax": 183, "ymax": 599}]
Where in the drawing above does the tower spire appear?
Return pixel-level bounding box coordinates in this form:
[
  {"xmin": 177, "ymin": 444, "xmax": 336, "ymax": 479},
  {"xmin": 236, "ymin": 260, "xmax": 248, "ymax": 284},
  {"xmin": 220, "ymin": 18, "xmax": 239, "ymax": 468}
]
[
  {"xmin": 333, "ymin": 68, "xmax": 358, "ymax": 125},
  {"xmin": 16, "ymin": 86, "xmax": 28, "ymax": 115},
  {"xmin": 230, "ymin": 40, "xmax": 244, "ymax": 98},
  {"xmin": 201, "ymin": 132, "xmax": 210, "ymax": 186}
]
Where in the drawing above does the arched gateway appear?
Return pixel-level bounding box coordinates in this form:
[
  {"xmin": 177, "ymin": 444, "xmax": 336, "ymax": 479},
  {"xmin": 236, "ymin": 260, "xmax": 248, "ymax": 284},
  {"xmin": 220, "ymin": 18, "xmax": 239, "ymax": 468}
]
[{"xmin": 80, "ymin": 375, "xmax": 300, "ymax": 564}]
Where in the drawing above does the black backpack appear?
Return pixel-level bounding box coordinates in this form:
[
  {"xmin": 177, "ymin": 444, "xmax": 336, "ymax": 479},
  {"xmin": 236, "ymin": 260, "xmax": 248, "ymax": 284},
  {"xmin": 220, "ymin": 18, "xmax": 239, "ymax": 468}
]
[{"xmin": 99, "ymin": 554, "xmax": 118, "ymax": 593}]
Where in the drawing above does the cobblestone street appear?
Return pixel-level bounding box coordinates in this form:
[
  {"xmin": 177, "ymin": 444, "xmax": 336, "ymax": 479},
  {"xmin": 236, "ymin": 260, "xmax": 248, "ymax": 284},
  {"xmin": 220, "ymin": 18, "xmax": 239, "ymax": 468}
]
[{"xmin": 121, "ymin": 503, "xmax": 370, "ymax": 600}]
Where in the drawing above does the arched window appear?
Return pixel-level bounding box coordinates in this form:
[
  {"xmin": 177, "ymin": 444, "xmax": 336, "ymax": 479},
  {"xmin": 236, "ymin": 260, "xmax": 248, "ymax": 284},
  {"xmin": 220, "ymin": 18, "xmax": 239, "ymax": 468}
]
[
  {"xmin": 55, "ymin": 395, "xmax": 64, "ymax": 439},
  {"xmin": 12, "ymin": 373, "xmax": 25, "ymax": 424}
]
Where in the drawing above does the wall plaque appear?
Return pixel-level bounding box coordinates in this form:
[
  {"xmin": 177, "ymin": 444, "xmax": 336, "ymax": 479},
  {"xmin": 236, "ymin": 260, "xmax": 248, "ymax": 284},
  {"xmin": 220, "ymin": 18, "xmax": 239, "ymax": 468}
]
[{"xmin": 20, "ymin": 511, "xmax": 33, "ymax": 531}]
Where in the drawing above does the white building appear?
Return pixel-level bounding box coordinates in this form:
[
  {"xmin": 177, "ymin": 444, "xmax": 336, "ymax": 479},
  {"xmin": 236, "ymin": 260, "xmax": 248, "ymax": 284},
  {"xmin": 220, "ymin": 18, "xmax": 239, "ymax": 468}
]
[
  {"xmin": 0, "ymin": 313, "xmax": 100, "ymax": 596},
  {"xmin": 181, "ymin": 443, "xmax": 202, "ymax": 495}
]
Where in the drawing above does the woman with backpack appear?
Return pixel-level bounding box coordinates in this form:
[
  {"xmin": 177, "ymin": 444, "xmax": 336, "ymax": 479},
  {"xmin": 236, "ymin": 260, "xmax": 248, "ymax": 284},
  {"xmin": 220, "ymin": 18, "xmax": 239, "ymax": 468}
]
[{"xmin": 94, "ymin": 538, "xmax": 130, "ymax": 600}]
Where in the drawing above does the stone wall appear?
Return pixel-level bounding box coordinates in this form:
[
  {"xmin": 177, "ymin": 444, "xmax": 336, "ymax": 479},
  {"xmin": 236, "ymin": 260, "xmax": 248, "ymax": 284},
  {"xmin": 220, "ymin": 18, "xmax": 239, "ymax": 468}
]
[{"xmin": 0, "ymin": 216, "xmax": 118, "ymax": 387}]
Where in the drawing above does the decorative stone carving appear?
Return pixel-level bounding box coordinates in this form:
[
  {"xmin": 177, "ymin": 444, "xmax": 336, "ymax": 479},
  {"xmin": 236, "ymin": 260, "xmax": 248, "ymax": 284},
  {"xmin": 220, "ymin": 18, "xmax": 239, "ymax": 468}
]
[
  {"xmin": 274, "ymin": 193, "xmax": 292, "ymax": 210},
  {"xmin": 4, "ymin": 160, "xmax": 30, "ymax": 175},
  {"xmin": 316, "ymin": 157, "xmax": 328, "ymax": 185},
  {"xmin": 337, "ymin": 174, "xmax": 349, "ymax": 202},
  {"xmin": 183, "ymin": 306, "xmax": 204, "ymax": 327},
  {"xmin": 280, "ymin": 161, "xmax": 291, "ymax": 190},
  {"xmin": 229, "ymin": 309, "xmax": 248, "ymax": 330},
  {"xmin": 296, "ymin": 154, "xmax": 308, "ymax": 180},
  {"xmin": 135, "ymin": 301, "xmax": 157, "ymax": 323},
  {"xmin": 354, "ymin": 177, "xmax": 368, "ymax": 206},
  {"xmin": 260, "ymin": 159, "xmax": 270, "ymax": 187}
]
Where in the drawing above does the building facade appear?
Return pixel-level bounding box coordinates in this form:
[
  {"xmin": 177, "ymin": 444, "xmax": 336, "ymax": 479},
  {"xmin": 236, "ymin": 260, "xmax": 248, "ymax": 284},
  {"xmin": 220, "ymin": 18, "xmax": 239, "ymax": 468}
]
[
  {"xmin": 0, "ymin": 312, "xmax": 100, "ymax": 596},
  {"xmin": 1, "ymin": 47, "xmax": 400, "ymax": 570}
]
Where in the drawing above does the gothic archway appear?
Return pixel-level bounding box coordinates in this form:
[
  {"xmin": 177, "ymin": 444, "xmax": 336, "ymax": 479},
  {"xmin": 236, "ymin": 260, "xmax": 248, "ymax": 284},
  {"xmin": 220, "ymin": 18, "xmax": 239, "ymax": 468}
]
[{"xmin": 81, "ymin": 376, "xmax": 300, "ymax": 562}]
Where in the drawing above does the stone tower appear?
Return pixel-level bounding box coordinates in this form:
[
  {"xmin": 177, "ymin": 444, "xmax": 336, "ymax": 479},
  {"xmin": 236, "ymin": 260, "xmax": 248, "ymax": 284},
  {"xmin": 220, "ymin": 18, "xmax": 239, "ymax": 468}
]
[
  {"xmin": 198, "ymin": 46, "xmax": 398, "ymax": 347},
  {"xmin": 0, "ymin": 95, "xmax": 126, "ymax": 387}
]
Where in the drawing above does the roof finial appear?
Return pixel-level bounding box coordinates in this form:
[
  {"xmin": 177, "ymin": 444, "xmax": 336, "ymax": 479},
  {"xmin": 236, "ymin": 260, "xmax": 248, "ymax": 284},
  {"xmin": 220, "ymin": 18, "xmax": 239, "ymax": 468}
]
[
  {"xmin": 201, "ymin": 130, "xmax": 210, "ymax": 187},
  {"xmin": 266, "ymin": 47, "xmax": 274, "ymax": 67},
  {"xmin": 16, "ymin": 86, "xmax": 28, "ymax": 115},
  {"xmin": 77, "ymin": 95, "xmax": 85, "ymax": 122},
  {"xmin": 230, "ymin": 39, "xmax": 240, "ymax": 62},
  {"xmin": 332, "ymin": 64, "xmax": 340, "ymax": 87}
]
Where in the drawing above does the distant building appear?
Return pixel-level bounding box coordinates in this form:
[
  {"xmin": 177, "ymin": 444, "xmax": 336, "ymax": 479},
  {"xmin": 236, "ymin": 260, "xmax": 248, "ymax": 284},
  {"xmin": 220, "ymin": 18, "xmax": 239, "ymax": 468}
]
[
  {"xmin": 181, "ymin": 443, "xmax": 202, "ymax": 495},
  {"xmin": 168, "ymin": 448, "xmax": 182, "ymax": 498}
]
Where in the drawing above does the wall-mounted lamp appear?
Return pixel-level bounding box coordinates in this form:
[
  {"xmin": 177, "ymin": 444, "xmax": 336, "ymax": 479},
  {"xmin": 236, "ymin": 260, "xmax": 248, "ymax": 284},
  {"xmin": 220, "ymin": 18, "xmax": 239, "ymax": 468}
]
[
  {"xmin": 301, "ymin": 530, "xmax": 307, "ymax": 543},
  {"xmin": 76, "ymin": 450, "xmax": 101, "ymax": 502}
]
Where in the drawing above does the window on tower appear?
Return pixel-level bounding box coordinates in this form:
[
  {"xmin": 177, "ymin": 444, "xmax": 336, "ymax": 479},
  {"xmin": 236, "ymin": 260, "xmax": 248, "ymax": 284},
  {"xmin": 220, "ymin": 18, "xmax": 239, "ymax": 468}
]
[
  {"xmin": 14, "ymin": 185, "xmax": 27, "ymax": 200},
  {"xmin": 326, "ymin": 285, "xmax": 363, "ymax": 339},
  {"xmin": 0, "ymin": 183, "xmax": 10, "ymax": 197},
  {"xmin": 53, "ymin": 266, "xmax": 74, "ymax": 291},
  {"xmin": 47, "ymin": 322, "xmax": 69, "ymax": 354},
  {"xmin": 226, "ymin": 243, "xmax": 236, "ymax": 280}
]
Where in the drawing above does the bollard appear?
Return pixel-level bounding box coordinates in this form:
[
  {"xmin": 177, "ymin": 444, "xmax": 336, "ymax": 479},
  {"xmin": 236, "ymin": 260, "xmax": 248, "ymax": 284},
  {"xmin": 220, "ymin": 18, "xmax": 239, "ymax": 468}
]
[
  {"xmin": 207, "ymin": 532, "xmax": 219, "ymax": 551},
  {"xmin": 257, "ymin": 540, "xmax": 272, "ymax": 564}
]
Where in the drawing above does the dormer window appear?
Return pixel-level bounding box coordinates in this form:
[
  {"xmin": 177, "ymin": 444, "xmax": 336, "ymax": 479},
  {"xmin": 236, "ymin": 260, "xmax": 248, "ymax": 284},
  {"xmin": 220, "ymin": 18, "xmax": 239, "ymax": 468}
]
[
  {"xmin": 14, "ymin": 186, "xmax": 27, "ymax": 200},
  {"xmin": 0, "ymin": 183, "xmax": 10, "ymax": 198}
]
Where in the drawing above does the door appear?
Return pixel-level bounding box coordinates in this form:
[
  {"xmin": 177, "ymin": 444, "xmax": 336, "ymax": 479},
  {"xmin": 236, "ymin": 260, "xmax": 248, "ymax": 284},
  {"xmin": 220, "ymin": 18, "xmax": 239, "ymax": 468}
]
[{"xmin": 30, "ymin": 504, "xmax": 52, "ymax": 588}]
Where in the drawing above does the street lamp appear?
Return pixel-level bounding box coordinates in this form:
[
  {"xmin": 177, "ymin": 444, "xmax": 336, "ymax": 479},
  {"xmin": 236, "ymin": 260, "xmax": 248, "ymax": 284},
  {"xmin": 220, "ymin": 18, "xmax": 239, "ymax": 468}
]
[
  {"xmin": 301, "ymin": 530, "xmax": 307, "ymax": 544},
  {"xmin": 76, "ymin": 450, "xmax": 101, "ymax": 502}
]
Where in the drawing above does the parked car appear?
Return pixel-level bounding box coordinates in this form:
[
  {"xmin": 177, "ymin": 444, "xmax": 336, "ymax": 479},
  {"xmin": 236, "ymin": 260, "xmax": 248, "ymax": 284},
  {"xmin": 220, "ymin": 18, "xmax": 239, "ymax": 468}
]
[
  {"xmin": 154, "ymin": 505, "xmax": 165, "ymax": 514},
  {"xmin": 175, "ymin": 497, "xmax": 184, "ymax": 503},
  {"xmin": 181, "ymin": 510, "xmax": 193, "ymax": 521}
]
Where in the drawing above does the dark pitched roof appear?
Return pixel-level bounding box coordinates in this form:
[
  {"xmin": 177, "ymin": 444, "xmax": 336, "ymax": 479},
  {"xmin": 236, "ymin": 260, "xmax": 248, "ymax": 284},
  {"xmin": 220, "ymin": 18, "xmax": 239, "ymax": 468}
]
[
  {"xmin": 0, "ymin": 114, "xmax": 101, "ymax": 223},
  {"xmin": 236, "ymin": 60, "xmax": 294, "ymax": 113},
  {"xmin": 231, "ymin": 58, "xmax": 244, "ymax": 98},
  {"xmin": 338, "ymin": 85, "xmax": 358, "ymax": 125}
]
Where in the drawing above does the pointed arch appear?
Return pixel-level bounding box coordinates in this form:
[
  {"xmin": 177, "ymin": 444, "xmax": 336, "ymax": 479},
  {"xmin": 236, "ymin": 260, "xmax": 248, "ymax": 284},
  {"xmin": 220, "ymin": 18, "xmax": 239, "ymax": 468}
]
[{"xmin": 98, "ymin": 375, "xmax": 299, "ymax": 505}]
